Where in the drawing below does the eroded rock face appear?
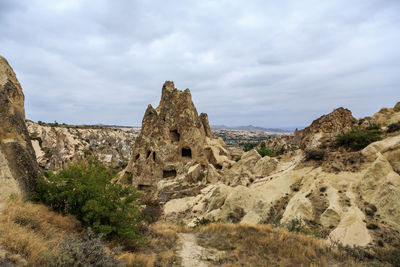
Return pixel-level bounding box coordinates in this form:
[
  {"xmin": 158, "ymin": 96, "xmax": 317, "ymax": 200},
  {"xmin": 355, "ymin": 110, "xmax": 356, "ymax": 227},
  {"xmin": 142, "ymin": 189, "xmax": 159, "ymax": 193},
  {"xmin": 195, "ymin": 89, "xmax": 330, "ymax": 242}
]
[
  {"xmin": 369, "ymin": 102, "xmax": 400, "ymax": 128},
  {"xmin": 120, "ymin": 81, "xmax": 231, "ymax": 188},
  {"xmin": 296, "ymin": 107, "xmax": 357, "ymax": 149},
  {"xmin": 27, "ymin": 121, "xmax": 136, "ymax": 170},
  {"xmin": 0, "ymin": 56, "xmax": 38, "ymax": 201}
]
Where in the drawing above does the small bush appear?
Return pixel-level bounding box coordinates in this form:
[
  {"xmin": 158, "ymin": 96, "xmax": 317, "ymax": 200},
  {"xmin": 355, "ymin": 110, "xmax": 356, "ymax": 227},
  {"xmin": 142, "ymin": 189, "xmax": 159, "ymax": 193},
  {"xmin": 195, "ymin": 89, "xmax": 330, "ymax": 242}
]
[
  {"xmin": 240, "ymin": 142, "xmax": 258, "ymax": 152},
  {"xmin": 51, "ymin": 228, "xmax": 123, "ymax": 267},
  {"xmin": 33, "ymin": 158, "xmax": 143, "ymax": 242},
  {"xmin": 336, "ymin": 127, "xmax": 381, "ymax": 150},
  {"xmin": 257, "ymin": 142, "xmax": 285, "ymax": 157},
  {"xmin": 387, "ymin": 121, "xmax": 400, "ymax": 133},
  {"xmin": 305, "ymin": 149, "xmax": 325, "ymax": 160}
]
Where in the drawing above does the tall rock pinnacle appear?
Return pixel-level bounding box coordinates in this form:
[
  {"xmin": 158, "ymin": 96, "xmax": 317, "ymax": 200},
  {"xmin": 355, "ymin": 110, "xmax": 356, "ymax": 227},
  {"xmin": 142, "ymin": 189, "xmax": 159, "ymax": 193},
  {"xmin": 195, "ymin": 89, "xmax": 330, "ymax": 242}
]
[
  {"xmin": 0, "ymin": 56, "xmax": 39, "ymax": 201},
  {"xmin": 120, "ymin": 81, "xmax": 231, "ymax": 188}
]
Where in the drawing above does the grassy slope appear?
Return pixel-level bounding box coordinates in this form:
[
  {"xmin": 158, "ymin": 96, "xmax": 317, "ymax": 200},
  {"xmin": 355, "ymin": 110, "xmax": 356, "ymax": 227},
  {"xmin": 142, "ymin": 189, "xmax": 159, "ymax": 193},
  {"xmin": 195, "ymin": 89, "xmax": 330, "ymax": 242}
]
[{"xmin": 0, "ymin": 199, "xmax": 395, "ymax": 266}]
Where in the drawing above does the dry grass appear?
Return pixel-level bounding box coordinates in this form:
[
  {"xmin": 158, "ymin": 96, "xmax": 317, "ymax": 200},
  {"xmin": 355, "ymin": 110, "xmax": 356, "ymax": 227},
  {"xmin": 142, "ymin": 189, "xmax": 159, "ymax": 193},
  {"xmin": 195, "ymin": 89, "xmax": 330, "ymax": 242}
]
[
  {"xmin": 1, "ymin": 199, "xmax": 393, "ymax": 266},
  {"xmin": 0, "ymin": 197, "xmax": 82, "ymax": 265},
  {"xmin": 118, "ymin": 222, "xmax": 181, "ymax": 267},
  {"xmin": 193, "ymin": 223, "xmax": 365, "ymax": 267}
]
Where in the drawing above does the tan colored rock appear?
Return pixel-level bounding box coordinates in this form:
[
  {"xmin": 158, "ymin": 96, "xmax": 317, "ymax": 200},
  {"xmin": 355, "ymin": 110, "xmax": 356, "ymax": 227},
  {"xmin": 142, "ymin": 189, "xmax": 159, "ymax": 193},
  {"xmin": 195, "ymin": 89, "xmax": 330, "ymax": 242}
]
[
  {"xmin": 27, "ymin": 121, "xmax": 136, "ymax": 170},
  {"xmin": 0, "ymin": 56, "xmax": 38, "ymax": 201},
  {"xmin": 120, "ymin": 81, "xmax": 230, "ymax": 188},
  {"xmin": 329, "ymin": 207, "xmax": 372, "ymax": 247},
  {"xmin": 223, "ymin": 149, "xmax": 261, "ymax": 185},
  {"xmin": 360, "ymin": 153, "xmax": 400, "ymax": 230},
  {"xmin": 296, "ymin": 107, "xmax": 357, "ymax": 149},
  {"xmin": 361, "ymin": 134, "xmax": 400, "ymax": 159},
  {"xmin": 370, "ymin": 102, "xmax": 400, "ymax": 127},
  {"xmin": 254, "ymin": 156, "xmax": 278, "ymax": 177}
]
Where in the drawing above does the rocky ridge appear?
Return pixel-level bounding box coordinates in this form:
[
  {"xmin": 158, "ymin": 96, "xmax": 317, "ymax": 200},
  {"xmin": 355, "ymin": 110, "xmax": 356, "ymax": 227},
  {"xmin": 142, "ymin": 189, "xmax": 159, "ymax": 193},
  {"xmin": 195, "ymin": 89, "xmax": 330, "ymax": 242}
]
[{"xmin": 27, "ymin": 121, "xmax": 136, "ymax": 170}]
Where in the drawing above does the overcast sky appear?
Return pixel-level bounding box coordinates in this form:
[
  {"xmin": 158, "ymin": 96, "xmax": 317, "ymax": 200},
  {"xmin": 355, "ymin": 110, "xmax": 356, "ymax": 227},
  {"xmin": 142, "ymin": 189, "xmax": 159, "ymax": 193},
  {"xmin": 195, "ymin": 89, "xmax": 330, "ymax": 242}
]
[{"xmin": 1, "ymin": 0, "xmax": 399, "ymax": 128}]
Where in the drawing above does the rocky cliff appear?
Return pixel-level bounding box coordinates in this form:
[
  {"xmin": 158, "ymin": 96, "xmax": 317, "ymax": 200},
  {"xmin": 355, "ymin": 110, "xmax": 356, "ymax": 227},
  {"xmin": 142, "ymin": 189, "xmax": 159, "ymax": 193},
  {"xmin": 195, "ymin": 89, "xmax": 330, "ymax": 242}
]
[
  {"xmin": 0, "ymin": 56, "xmax": 38, "ymax": 201},
  {"xmin": 27, "ymin": 121, "xmax": 137, "ymax": 170}
]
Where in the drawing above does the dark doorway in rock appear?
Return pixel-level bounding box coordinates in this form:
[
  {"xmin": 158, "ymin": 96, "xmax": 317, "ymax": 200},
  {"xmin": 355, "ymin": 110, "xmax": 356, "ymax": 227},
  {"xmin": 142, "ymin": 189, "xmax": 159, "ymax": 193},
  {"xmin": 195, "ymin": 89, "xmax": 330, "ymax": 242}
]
[
  {"xmin": 216, "ymin": 164, "xmax": 223, "ymax": 170},
  {"xmin": 146, "ymin": 150, "xmax": 151, "ymax": 158},
  {"xmin": 182, "ymin": 148, "xmax": 192, "ymax": 158},
  {"xmin": 163, "ymin": 170, "xmax": 177, "ymax": 178},
  {"xmin": 170, "ymin": 129, "xmax": 180, "ymax": 142},
  {"xmin": 138, "ymin": 184, "xmax": 151, "ymax": 190},
  {"xmin": 153, "ymin": 151, "xmax": 156, "ymax": 161}
]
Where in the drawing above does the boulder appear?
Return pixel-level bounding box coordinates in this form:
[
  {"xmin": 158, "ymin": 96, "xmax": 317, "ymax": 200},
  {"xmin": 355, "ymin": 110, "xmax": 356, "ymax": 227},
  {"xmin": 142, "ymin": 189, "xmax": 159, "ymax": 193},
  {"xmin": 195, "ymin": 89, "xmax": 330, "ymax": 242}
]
[
  {"xmin": 254, "ymin": 156, "xmax": 278, "ymax": 177},
  {"xmin": 0, "ymin": 56, "xmax": 38, "ymax": 201}
]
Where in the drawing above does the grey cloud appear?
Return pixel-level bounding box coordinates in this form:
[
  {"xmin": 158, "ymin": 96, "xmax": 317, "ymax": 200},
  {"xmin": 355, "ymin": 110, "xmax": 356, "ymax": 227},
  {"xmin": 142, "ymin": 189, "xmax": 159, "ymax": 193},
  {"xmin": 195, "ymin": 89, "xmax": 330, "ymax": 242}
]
[{"xmin": 0, "ymin": 0, "xmax": 399, "ymax": 127}]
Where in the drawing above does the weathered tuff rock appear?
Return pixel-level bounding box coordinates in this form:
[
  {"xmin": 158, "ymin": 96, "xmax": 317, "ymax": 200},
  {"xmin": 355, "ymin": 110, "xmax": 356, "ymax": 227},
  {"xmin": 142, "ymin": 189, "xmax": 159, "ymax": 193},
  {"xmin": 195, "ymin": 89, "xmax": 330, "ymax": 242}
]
[
  {"xmin": 295, "ymin": 107, "xmax": 357, "ymax": 149},
  {"xmin": 263, "ymin": 107, "xmax": 357, "ymax": 153},
  {"xmin": 119, "ymin": 81, "xmax": 232, "ymax": 188},
  {"xmin": 27, "ymin": 121, "xmax": 136, "ymax": 170},
  {"xmin": 0, "ymin": 56, "xmax": 38, "ymax": 201},
  {"xmin": 369, "ymin": 101, "xmax": 400, "ymax": 128},
  {"xmin": 162, "ymin": 105, "xmax": 400, "ymax": 249}
]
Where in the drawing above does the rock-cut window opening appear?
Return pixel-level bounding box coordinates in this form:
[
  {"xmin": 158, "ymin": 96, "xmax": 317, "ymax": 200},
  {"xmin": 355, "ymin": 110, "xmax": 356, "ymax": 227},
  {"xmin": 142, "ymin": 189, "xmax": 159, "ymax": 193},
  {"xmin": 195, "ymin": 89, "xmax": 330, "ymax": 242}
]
[
  {"xmin": 163, "ymin": 170, "xmax": 177, "ymax": 178},
  {"xmin": 170, "ymin": 129, "xmax": 180, "ymax": 142},
  {"xmin": 182, "ymin": 148, "xmax": 192, "ymax": 158},
  {"xmin": 146, "ymin": 150, "xmax": 151, "ymax": 158}
]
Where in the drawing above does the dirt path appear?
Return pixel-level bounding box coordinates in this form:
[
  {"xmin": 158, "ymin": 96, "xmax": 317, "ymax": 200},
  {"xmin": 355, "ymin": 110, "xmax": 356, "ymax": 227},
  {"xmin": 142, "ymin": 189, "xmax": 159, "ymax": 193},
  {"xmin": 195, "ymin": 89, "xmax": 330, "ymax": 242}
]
[{"xmin": 178, "ymin": 233, "xmax": 209, "ymax": 267}]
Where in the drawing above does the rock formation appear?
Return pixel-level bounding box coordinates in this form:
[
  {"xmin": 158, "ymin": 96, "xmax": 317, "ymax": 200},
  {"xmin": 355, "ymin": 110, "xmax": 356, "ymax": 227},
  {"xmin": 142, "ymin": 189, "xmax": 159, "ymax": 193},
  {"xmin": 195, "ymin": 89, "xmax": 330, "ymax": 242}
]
[
  {"xmin": 27, "ymin": 121, "xmax": 136, "ymax": 170},
  {"xmin": 295, "ymin": 107, "xmax": 357, "ymax": 149},
  {"xmin": 0, "ymin": 56, "xmax": 38, "ymax": 201},
  {"xmin": 119, "ymin": 81, "xmax": 231, "ymax": 188},
  {"xmin": 161, "ymin": 103, "xmax": 400, "ymax": 249},
  {"xmin": 369, "ymin": 101, "xmax": 400, "ymax": 128}
]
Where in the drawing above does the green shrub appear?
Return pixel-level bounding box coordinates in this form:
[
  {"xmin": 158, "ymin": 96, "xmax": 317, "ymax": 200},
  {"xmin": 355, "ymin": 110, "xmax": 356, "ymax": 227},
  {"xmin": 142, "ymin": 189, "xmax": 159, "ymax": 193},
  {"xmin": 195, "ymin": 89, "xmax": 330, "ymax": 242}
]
[
  {"xmin": 257, "ymin": 142, "xmax": 285, "ymax": 157},
  {"xmin": 336, "ymin": 127, "xmax": 381, "ymax": 150},
  {"xmin": 305, "ymin": 149, "xmax": 325, "ymax": 160},
  {"xmin": 387, "ymin": 121, "xmax": 400, "ymax": 133},
  {"xmin": 32, "ymin": 158, "xmax": 142, "ymax": 241},
  {"xmin": 240, "ymin": 142, "xmax": 258, "ymax": 152}
]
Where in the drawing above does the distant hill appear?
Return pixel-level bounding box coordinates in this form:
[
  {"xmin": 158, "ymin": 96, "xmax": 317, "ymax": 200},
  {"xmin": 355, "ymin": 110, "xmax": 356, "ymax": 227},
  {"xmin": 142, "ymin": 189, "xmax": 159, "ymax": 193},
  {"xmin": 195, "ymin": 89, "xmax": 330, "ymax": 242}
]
[{"xmin": 211, "ymin": 125, "xmax": 294, "ymax": 133}]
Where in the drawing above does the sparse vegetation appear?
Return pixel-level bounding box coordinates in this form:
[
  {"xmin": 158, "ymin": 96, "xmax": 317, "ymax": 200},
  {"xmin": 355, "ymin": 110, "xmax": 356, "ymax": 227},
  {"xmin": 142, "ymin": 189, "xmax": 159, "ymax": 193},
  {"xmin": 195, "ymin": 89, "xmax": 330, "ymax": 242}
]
[
  {"xmin": 257, "ymin": 141, "xmax": 285, "ymax": 157},
  {"xmin": 387, "ymin": 121, "xmax": 400, "ymax": 133},
  {"xmin": 32, "ymin": 158, "xmax": 143, "ymax": 243},
  {"xmin": 240, "ymin": 142, "xmax": 258, "ymax": 152},
  {"xmin": 336, "ymin": 126, "xmax": 381, "ymax": 150},
  {"xmin": 194, "ymin": 223, "xmax": 362, "ymax": 266},
  {"xmin": 117, "ymin": 223, "xmax": 181, "ymax": 266},
  {"xmin": 50, "ymin": 228, "xmax": 123, "ymax": 267},
  {"xmin": 305, "ymin": 149, "xmax": 326, "ymax": 160}
]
